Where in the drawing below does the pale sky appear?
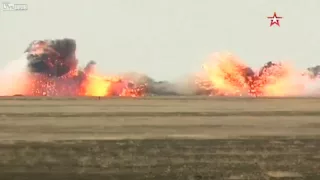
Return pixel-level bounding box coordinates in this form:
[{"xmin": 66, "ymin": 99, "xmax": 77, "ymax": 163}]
[{"xmin": 0, "ymin": 0, "xmax": 319, "ymax": 80}]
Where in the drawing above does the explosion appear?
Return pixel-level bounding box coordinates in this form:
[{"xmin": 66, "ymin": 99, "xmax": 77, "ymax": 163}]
[
  {"xmin": 10, "ymin": 38, "xmax": 146, "ymax": 97},
  {"xmin": 198, "ymin": 53, "xmax": 251, "ymax": 96},
  {"xmin": 196, "ymin": 53, "xmax": 317, "ymax": 97},
  {"xmin": 2, "ymin": 39, "xmax": 320, "ymax": 97}
]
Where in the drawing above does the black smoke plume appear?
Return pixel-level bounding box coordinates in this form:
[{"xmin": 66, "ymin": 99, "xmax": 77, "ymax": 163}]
[
  {"xmin": 307, "ymin": 65, "xmax": 320, "ymax": 77},
  {"xmin": 25, "ymin": 38, "xmax": 78, "ymax": 77}
]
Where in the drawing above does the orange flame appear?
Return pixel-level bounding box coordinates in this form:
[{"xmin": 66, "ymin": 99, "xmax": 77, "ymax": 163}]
[
  {"xmin": 81, "ymin": 75, "xmax": 113, "ymax": 96},
  {"xmin": 14, "ymin": 70, "xmax": 146, "ymax": 97},
  {"xmin": 259, "ymin": 63, "xmax": 304, "ymax": 96},
  {"xmin": 198, "ymin": 53, "xmax": 307, "ymax": 97},
  {"xmin": 201, "ymin": 53, "xmax": 249, "ymax": 96},
  {"xmin": 79, "ymin": 72, "xmax": 146, "ymax": 97}
]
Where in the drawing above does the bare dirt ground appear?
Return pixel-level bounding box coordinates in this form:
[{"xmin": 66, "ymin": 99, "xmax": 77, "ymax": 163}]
[{"xmin": 0, "ymin": 96, "xmax": 319, "ymax": 180}]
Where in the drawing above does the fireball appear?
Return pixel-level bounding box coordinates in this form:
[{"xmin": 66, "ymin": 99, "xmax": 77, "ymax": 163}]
[
  {"xmin": 199, "ymin": 53, "xmax": 251, "ymax": 96},
  {"xmin": 197, "ymin": 53, "xmax": 307, "ymax": 97}
]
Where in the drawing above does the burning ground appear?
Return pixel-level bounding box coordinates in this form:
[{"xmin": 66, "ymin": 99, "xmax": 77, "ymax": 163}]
[{"xmin": 1, "ymin": 38, "xmax": 320, "ymax": 97}]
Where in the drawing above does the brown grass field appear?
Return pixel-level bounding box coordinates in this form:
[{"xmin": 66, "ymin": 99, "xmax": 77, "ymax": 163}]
[{"xmin": 0, "ymin": 96, "xmax": 319, "ymax": 180}]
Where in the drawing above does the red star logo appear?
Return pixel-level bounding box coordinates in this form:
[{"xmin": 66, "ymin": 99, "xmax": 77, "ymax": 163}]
[{"xmin": 267, "ymin": 12, "xmax": 283, "ymax": 27}]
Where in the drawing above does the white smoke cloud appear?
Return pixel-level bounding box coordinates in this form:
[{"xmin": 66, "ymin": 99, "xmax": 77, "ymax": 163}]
[{"xmin": 0, "ymin": 54, "xmax": 29, "ymax": 95}]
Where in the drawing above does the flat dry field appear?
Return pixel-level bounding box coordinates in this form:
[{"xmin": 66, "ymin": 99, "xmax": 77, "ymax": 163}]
[{"xmin": 0, "ymin": 96, "xmax": 319, "ymax": 180}]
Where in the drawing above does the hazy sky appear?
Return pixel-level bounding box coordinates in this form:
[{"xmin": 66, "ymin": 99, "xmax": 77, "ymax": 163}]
[{"xmin": 0, "ymin": 0, "xmax": 319, "ymax": 80}]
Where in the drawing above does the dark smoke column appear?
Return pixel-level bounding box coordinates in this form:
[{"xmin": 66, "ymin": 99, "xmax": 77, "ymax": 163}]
[{"xmin": 25, "ymin": 38, "xmax": 78, "ymax": 77}]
